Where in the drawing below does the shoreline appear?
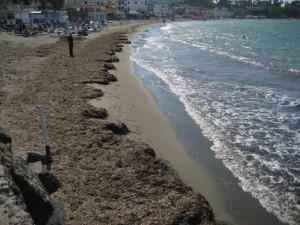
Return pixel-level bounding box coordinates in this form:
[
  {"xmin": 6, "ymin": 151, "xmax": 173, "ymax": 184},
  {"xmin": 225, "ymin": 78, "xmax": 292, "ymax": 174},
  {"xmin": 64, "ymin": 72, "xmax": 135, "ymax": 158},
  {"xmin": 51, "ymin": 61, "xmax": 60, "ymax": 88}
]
[
  {"xmin": 90, "ymin": 24, "xmax": 235, "ymax": 223},
  {"xmin": 124, "ymin": 22, "xmax": 287, "ymax": 225}
]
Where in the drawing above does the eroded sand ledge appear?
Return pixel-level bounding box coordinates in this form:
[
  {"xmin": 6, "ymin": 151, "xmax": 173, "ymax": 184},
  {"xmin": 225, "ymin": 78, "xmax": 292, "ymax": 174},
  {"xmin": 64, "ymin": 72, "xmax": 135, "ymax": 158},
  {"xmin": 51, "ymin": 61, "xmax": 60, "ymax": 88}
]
[{"xmin": 0, "ymin": 23, "xmax": 216, "ymax": 224}]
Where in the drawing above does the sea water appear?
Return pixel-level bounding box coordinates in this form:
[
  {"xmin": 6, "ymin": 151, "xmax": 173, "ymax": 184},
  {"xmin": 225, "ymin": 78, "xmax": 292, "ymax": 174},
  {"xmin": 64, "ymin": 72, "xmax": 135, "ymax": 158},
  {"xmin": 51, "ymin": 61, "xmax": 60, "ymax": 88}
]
[{"xmin": 131, "ymin": 20, "xmax": 300, "ymax": 225}]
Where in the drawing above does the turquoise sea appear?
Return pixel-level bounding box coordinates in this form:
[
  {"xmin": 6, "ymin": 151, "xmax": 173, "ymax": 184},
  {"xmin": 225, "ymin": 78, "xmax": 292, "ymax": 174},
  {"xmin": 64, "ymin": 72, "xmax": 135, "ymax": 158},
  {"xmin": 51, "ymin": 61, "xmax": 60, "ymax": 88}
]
[{"xmin": 131, "ymin": 20, "xmax": 300, "ymax": 225}]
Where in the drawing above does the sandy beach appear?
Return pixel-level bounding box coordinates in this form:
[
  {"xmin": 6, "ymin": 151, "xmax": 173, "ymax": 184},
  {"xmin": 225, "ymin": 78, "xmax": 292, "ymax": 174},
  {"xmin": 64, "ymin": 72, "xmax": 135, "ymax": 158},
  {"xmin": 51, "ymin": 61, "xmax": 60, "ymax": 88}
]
[
  {"xmin": 0, "ymin": 21, "xmax": 216, "ymax": 224},
  {"xmin": 91, "ymin": 25, "xmax": 236, "ymax": 222}
]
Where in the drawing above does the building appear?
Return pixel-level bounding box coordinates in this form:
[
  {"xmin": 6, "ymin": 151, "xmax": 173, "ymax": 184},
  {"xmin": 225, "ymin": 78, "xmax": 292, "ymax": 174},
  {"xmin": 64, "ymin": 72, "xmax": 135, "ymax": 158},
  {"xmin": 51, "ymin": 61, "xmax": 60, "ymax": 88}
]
[
  {"xmin": 213, "ymin": 7, "xmax": 233, "ymax": 18},
  {"xmin": 153, "ymin": 4, "xmax": 171, "ymax": 16},
  {"xmin": 80, "ymin": 4, "xmax": 107, "ymax": 21},
  {"xmin": 186, "ymin": 6, "xmax": 202, "ymax": 16},
  {"xmin": 126, "ymin": 0, "xmax": 148, "ymax": 13},
  {"xmin": 29, "ymin": 10, "xmax": 68, "ymax": 24}
]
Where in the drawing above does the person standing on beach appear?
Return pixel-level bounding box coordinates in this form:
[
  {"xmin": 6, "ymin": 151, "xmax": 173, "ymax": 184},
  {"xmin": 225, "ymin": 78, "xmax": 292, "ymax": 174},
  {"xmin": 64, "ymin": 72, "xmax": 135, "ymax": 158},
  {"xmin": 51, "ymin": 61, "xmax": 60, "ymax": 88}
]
[{"xmin": 67, "ymin": 33, "xmax": 74, "ymax": 57}]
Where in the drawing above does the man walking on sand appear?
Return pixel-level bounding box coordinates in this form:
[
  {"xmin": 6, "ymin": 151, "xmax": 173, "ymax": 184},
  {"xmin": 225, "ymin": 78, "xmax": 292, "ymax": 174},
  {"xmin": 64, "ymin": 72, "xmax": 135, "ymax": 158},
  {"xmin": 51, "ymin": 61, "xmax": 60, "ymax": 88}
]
[{"xmin": 67, "ymin": 33, "xmax": 74, "ymax": 57}]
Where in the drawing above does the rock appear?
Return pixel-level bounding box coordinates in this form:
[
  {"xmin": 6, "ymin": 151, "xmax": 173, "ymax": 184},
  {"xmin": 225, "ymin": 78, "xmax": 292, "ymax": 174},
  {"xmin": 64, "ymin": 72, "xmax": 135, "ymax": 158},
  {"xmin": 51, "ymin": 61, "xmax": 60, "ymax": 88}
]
[
  {"xmin": 8, "ymin": 205, "xmax": 20, "ymax": 217},
  {"xmin": 105, "ymin": 122, "xmax": 129, "ymax": 135},
  {"xmin": 9, "ymin": 157, "xmax": 54, "ymax": 214},
  {"xmin": 0, "ymin": 194, "xmax": 7, "ymax": 204},
  {"xmin": 0, "ymin": 128, "xmax": 64, "ymax": 225},
  {"xmin": 82, "ymin": 106, "xmax": 108, "ymax": 119},
  {"xmin": 0, "ymin": 165, "xmax": 5, "ymax": 177},
  {"xmin": 0, "ymin": 185, "xmax": 10, "ymax": 195},
  {"xmin": 0, "ymin": 128, "xmax": 12, "ymax": 144},
  {"xmin": 9, "ymin": 216, "xmax": 21, "ymax": 225},
  {"xmin": 46, "ymin": 199, "xmax": 66, "ymax": 225}
]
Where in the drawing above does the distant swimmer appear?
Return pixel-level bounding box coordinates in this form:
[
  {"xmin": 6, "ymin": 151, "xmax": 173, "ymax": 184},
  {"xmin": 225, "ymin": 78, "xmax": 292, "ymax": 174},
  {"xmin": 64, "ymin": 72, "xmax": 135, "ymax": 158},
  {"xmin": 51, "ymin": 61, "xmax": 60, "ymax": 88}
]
[{"xmin": 243, "ymin": 35, "xmax": 246, "ymax": 39}]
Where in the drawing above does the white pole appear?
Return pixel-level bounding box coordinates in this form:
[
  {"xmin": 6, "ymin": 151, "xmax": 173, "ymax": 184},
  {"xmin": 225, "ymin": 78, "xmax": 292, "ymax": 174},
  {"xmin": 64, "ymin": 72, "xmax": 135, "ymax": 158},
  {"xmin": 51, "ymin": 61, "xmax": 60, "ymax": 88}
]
[
  {"xmin": 37, "ymin": 105, "xmax": 52, "ymax": 171},
  {"xmin": 37, "ymin": 105, "xmax": 50, "ymax": 147}
]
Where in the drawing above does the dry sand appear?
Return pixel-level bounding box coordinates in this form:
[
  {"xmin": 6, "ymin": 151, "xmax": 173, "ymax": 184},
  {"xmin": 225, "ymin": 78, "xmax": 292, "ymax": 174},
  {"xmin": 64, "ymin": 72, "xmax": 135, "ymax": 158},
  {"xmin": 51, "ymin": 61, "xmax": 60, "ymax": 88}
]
[{"xmin": 0, "ymin": 21, "xmax": 224, "ymax": 224}]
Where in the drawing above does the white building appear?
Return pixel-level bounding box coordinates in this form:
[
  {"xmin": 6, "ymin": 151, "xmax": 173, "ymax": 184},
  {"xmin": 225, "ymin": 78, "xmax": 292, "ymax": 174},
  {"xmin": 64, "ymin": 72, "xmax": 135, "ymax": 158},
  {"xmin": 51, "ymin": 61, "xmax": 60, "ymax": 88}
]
[
  {"xmin": 213, "ymin": 8, "xmax": 233, "ymax": 18},
  {"xmin": 14, "ymin": 11, "xmax": 31, "ymax": 24},
  {"xmin": 153, "ymin": 4, "xmax": 171, "ymax": 16},
  {"xmin": 126, "ymin": 0, "xmax": 148, "ymax": 13}
]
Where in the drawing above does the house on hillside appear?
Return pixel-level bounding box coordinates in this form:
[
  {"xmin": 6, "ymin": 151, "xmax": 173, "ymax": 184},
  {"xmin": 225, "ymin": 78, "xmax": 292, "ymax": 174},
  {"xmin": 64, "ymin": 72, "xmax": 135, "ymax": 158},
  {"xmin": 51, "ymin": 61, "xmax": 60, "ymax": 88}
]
[
  {"xmin": 213, "ymin": 7, "xmax": 233, "ymax": 18},
  {"xmin": 154, "ymin": 4, "xmax": 171, "ymax": 17},
  {"xmin": 80, "ymin": 4, "xmax": 107, "ymax": 21},
  {"xmin": 186, "ymin": 6, "xmax": 202, "ymax": 17},
  {"xmin": 126, "ymin": 0, "xmax": 148, "ymax": 13}
]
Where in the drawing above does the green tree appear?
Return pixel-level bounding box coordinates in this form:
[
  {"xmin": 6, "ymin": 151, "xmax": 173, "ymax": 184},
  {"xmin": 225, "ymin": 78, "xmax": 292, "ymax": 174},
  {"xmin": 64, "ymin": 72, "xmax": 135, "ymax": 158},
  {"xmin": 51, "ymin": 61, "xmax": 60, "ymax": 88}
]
[
  {"xmin": 247, "ymin": 6, "xmax": 268, "ymax": 15},
  {"xmin": 0, "ymin": 0, "xmax": 9, "ymax": 9},
  {"xmin": 290, "ymin": 0, "xmax": 300, "ymax": 7},
  {"xmin": 217, "ymin": 0, "xmax": 233, "ymax": 8},
  {"xmin": 185, "ymin": 0, "xmax": 216, "ymax": 8},
  {"xmin": 273, "ymin": 0, "xmax": 282, "ymax": 6},
  {"xmin": 39, "ymin": 0, "xmax": 46, "ymax": 10},
  {"xmin": 284, "ymin": 7, "xmax": 300, "ymax": 17},
  {"xmin": 47, "ymin": 0, "xmax": 64, "ymax": 10},
  {"xmin": 66, "ymin": 7, "xmax": 78, "ymax": 22},
  {"xmin": 268, "ymin": 7, "xmax": 284, "ymax": 17},
  {"xmin": 21, "ymin": 0, "xmax": 32, "ymax": 5}
]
